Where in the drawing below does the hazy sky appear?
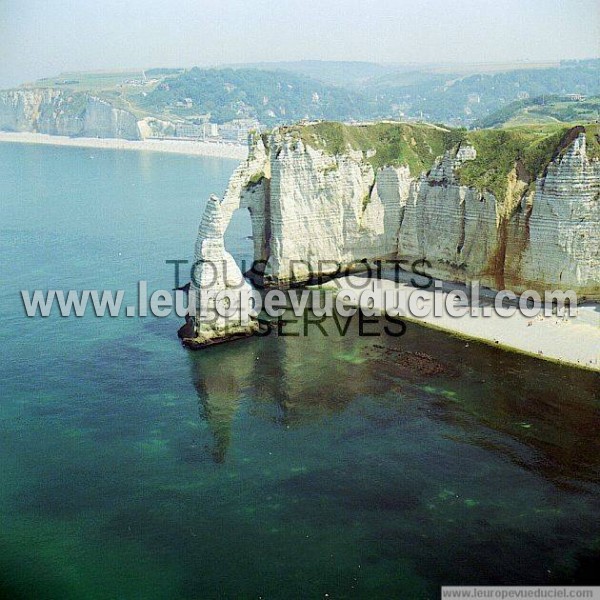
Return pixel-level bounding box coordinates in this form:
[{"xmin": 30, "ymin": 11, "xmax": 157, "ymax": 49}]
[{"xmin": 1, "ymin": 0, "xmax": 598, "ymax": 87}]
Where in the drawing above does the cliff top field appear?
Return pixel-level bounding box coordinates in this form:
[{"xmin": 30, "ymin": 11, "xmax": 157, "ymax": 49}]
[
  {"xmin": 283, "ymin": 121, "xmax": 464, "ymax": 173},
  {"xmin": 460, "ymin": 123, "xmax": 600, "ymax": 200},
  {"xmin": 280, "ymin": 121, "xmax": 600, "ymax": 201},
  {"xmin": 21, "ymin": 69, "xmax": 182, "ymax": 93}
]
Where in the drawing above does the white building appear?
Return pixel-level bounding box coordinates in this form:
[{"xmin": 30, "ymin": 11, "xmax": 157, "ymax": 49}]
[{"xmin": 219, "ymin": 119, "xmax": 260, "ymax": 143}]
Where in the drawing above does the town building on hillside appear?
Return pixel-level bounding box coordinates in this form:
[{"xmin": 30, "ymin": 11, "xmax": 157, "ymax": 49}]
[
  {"xmin": 219, "ymin": 119, "xmax": 261, "ymax": 143},
  {"xmin": 175, "ymin": 123, "xmax": 204, "ymax": 138},
  {"xmin": 203, "ymin": 123, "xmax": 219, "ymax": 138}
]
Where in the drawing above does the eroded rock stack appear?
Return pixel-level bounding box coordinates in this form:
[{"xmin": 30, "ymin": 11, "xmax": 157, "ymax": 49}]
[{"xmin": 178, "ymin": 194, "xmax": 258, "ymax": 348}]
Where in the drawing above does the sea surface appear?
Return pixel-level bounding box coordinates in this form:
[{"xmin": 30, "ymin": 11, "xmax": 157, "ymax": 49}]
[{"xmin": 0, "ymin": 142, "xmax": 598, "ymax": 599}]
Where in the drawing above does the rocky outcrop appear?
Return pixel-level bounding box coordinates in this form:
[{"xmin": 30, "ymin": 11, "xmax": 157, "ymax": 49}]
[
  {"xmin": 183, "ymin": 123, "xmax": 599, "ymax": 344},
  {"xmin": 190, "ymin": 124, "xmax": 599, "ymax": 297},
  {"xmin": 178, "ymin": 193, "xmax": 259, "ymax": 349},
  {"xmin": 0, "ymin": 89, "xmax": 141, "ymax": 140},
  {"xmin": 179, "ymin": 138, "xmax": 269, "ymax": 346},
  {"xmin": 399, "ymin": 132, "xmax": 600, "ymax": 296},
  {"xmin": 179, "ymin": 196, "xmax": 258, "ymax": 348},
  {"xmin": 137, "ymin": 116, "xmax": 177, "ymax": 139},
  {"xmin": 505, "ymin": 134, "xmax": 600, "ymax": 296}
]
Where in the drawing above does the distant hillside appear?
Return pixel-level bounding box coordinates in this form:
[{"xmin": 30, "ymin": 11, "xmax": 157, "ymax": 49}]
[
  {"xmin": 366, "ymin": 59, "xmax": 600, "ymax": 125},
  {"xmin": 133, "ymin": 67, "xmax": 387, "ymax": 125},
  {"xmin": 228, "ymin": 60, "xmax": 392, "ymax": 86},
  {"xmin": 474, "ymin": 95, "xmax": 600, "ymax": 128}
]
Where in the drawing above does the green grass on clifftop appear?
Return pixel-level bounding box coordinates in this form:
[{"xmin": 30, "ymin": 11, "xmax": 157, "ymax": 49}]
[
  {"xmin": 582, "ymin": 123, "xmax": 600, "ymax": 160},
  {"xmin": 284, "ymin": 121, "xmax": 466, "ymax": 175},
  {"xmin": 458, "ymin": 123, "xmax": 599, "ymax": 202},
  {"xmin": 282, "ymin": 121, "xmax": 599, "ymax": 203}
]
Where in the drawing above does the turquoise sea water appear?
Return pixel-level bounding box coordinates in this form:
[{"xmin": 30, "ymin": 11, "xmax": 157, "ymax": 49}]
[{"xmin": 0, "ymin": 143, "xmax": 598, "ymax": 599}]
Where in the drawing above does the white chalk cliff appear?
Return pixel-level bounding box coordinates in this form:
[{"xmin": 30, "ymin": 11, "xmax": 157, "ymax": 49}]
[
  {"xmin": 179, "ymin": 137, "xmax": 269, "ymax": 346},
  {"xmin": 180, "ymin": 193, "xmax": 259, "ymax": 347},
  {"xmin": 398, "ymin": 133, "xmax": 600, "ymax": 297},
  {"xmin": 181, "ymin": 123, "xmax": 599, "ymax": 346},
  {"xmin": 0, "ymin": 89, "xmax": 141, "ymax": 140}
]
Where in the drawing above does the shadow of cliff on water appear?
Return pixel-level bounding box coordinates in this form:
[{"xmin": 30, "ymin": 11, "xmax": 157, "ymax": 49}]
[{"xmin": 186, "ymin": 312, "xmax": 600, "ymax": 485}]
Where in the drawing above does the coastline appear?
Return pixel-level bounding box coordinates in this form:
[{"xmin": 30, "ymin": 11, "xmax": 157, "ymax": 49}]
[
  {"xmin": 325, "ymin": 275, "xmax": 600, "ymax": 372},
  {"xmin": 0, "ymin": 131, "xmax": 248, "ymax": 160}
]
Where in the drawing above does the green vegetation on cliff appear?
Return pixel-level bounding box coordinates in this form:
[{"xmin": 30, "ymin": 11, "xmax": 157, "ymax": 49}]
[
  {"xmin": 457, "ymin": 125, "xmax": 568, "ymax": 201},
  {"xmin": 285, "ymin": 121, "xmax": 466, "ymax": 175},
  {"xmin": 59, "ymin": 92, "xmax": 90, "ymax": 118},
  {"xmin": 583, "ymin": 123, "xmax": 600, "ymax": 160},
  {"xmin": 458, "ymin": 124, "xmax": 599, "ymax": 202},
  {"xmin": 283, "ymin": 121, "xmax": 599, "ymax": 204}
]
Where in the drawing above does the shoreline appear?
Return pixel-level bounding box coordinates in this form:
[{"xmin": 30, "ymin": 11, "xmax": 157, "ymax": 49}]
[
  {"xmin": 0, "ymin": 131, "xmax": 248, "ymax": 160},
  {"xmin": 323, "ymin": 275, "xmax": 600, "ymax": 372}
]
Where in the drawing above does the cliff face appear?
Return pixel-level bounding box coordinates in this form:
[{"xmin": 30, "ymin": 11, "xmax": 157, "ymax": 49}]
[
  {"xmin": 0, "ymin": 89, "xmax": 141, "ymax": 140},
  {"xmin": 182, "ymin": 122, "xmax": 598, "ymax": 345},
  {"xmin": 399, "ymin": 131, "xmax": 600, "ymax": 296},
  {"xmin": 507, "ymin": 135, "xmax": 600, "ymax": 296},
  {"xmin": 186, "ymin": 122, "xmax": 599, "ymax": 341},
  {"xmin": 179, "ymin": 141, "xmax": 269, "ymax": 347},
  {"xmin": 0, "ymin": 89, "xmax": 53, "ymax": 132},
  {"xmin": 265, "ymin": 133, "xmax": 409, "ymax": 284},
  {"xmin": 180, "ymin": 193, "xmax": 258, "ymax": 348}
]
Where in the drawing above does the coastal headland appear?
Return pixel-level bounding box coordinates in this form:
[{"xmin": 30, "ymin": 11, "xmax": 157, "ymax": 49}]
[{"xmin": 179, "ymin": 121, "xmax": 600, "ymax": 369}]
